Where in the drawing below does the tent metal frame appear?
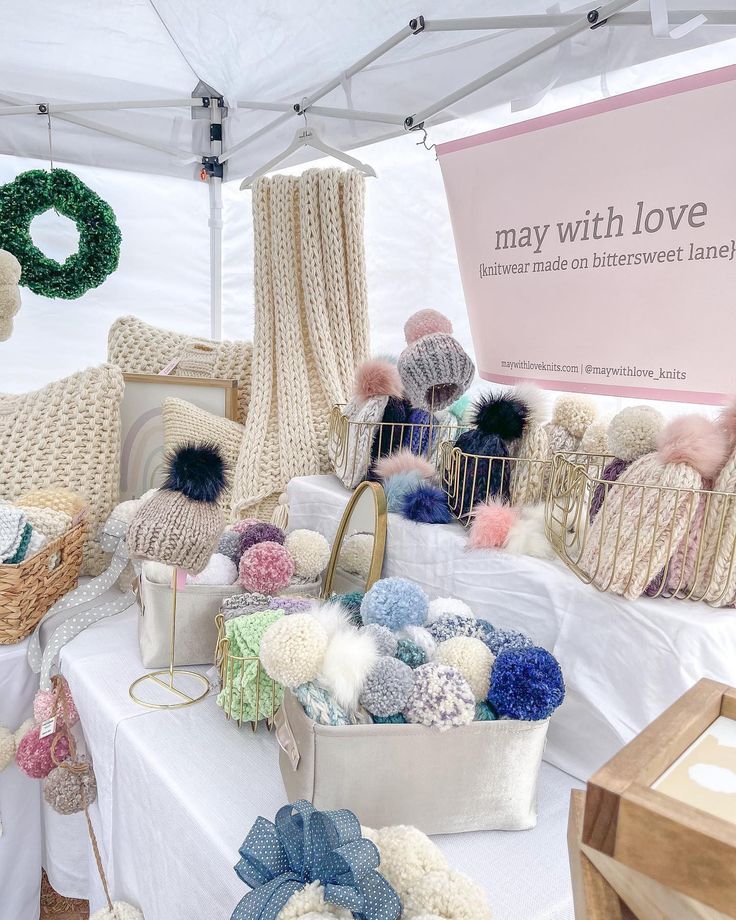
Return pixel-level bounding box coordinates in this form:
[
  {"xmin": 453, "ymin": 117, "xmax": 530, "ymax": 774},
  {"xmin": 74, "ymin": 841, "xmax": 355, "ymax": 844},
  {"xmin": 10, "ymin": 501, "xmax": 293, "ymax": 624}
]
[{"xmin": 0, "ymin": 4, "xmax": 734, "ymax": 338}]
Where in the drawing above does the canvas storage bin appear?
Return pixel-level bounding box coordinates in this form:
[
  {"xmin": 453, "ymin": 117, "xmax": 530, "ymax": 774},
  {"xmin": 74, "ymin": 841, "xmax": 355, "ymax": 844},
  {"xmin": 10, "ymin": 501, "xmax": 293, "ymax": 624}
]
[
  {"xmin": 136, "ymin": 570, "xmax": 242, "ymax": 667},
  {"xmin": 274, "ymin": 690, "xmax": 548, "ymax": 834}
]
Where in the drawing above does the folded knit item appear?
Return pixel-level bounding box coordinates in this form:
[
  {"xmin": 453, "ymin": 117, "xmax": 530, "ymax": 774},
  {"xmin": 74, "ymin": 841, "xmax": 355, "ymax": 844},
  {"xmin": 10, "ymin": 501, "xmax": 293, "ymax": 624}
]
[
  {"xmin": 14, "ymin": 505, "xmax": 72, "ymax": 543},
  {"xmin": 0, "ymin": 505, "xmax": 27, "ymax": 562},
  {"xmin": 18, "ymin": 488, "xmax": 87, "ymax": 521},
  {"xmin": 217, "ymin": 610, "xmax": 284, "ymax": 721},
  {"xmin": 4, "ymin": 521, "xmax": 32, "ymax": 564}
]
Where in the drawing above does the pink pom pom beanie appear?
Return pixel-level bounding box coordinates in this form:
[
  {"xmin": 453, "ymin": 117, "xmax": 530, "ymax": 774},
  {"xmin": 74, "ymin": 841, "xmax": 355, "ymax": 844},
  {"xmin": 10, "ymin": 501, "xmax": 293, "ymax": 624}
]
[{"xmin": 397, "ymin": 311, "xmax": 474, "ymax": 411}]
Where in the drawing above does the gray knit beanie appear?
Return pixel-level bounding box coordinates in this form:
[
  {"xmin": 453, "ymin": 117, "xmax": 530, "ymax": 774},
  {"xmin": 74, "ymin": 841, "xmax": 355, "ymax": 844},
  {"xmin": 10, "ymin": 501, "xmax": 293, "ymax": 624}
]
[{"xmin": 397, "ymin": 311, "xmax": 474, "ymax": 411}]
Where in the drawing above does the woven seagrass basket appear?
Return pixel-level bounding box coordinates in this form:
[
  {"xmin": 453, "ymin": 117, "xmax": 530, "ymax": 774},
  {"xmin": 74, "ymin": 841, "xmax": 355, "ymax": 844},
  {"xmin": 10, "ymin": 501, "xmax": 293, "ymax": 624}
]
[{"xmin": 0, "ymin": 520, "xmax": 85, "ymax": 643}]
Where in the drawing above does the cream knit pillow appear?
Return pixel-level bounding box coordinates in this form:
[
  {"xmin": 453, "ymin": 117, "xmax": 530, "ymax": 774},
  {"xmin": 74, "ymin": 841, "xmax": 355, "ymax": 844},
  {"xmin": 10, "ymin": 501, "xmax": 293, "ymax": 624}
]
[
  {"xmin": 0, "ymin": 364, "xmax": 124, "ymax": 574},
  {"xmin": 108, "ymin": 315, "xmax": 253, "ymax": 424},
  {"xmin": 162, "ymin": 397, "xmax": 244, "ymax": 520}
]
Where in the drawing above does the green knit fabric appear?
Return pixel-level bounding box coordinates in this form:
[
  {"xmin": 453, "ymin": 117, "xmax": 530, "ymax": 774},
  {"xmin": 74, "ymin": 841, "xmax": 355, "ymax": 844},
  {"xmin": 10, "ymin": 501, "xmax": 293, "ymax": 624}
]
[
  {"xmin": 6, "ymin": 523, "xmax": 32, "ymax": 565},
  {"xmin": 217, "ymin": 610, "xmax": 284, "ymax": 722}
]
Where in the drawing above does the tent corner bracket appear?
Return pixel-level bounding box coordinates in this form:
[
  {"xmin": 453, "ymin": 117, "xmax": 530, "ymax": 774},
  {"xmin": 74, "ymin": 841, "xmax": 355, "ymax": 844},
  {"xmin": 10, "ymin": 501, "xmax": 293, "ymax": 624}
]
[
  {"xmin": 409, "ymin": 15, "xmax": 425, "ymax": 34},
  {"xmin": 201, "ymin": 156, "xmax": 223, "ymax": 179}
]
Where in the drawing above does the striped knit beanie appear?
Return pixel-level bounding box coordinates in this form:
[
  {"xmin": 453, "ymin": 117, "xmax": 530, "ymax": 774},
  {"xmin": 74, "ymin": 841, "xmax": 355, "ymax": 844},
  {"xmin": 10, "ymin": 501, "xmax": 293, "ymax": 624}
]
[
  {"xmin": 397, "ymin": 310, "xmax": 474, "ymax": 411},
  {"xmin": 581, "ymin": 415, "xmax": 727, "ymax": 599}
]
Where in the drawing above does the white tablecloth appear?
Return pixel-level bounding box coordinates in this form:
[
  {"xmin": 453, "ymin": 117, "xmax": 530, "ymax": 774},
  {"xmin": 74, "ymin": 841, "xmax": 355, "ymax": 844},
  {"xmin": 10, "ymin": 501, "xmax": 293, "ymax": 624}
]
[
  {"xmin": 0, "ymin": 638, "xmax": 42, "ymax": 920},
  {"xmin": 288, "ymin": 474, "xmax": 736, "ymax": 781},
  {"xmin": 46, "ymin": 607, "xmax": 582, "ymax": 920}
]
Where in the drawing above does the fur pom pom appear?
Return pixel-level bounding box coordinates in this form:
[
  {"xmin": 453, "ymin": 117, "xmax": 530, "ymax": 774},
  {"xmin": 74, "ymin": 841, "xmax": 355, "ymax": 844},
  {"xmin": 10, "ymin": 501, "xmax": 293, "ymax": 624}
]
[
  {"xmin": 718, "ymin": 398, "xmax": 736, "ymax": 451},
  {"xmin": 468, "ymin": 500, "xmax": 517, "ymax": 549},
  {"xmin": 552, "ymin": 395, "xmax": 597, "ymax": 439},
  {"xmin": 510, "ymin": 382, "xmax": 548, "ymax": 427},
  {"xmin": 505, "ymin": 504, "xmax": 554, "ymax": 559},
  {"xmin": 161, "ymin": 443, "xmax": 226, "ymax": 503},
  {"xmin": 608, "ymin": 406, "xmax": 664, "ymax": 462},
  {"xmin": 310, "ymin": 601, "xmax": 356, "ymax": 639},
  {"xmin": 657, "ymin": 415, "xmax": 728, "ymax": 480},
  {"xmin": 316, "ymin": 627, "xmax": 379, "ymax": 712},
  {"xmin": 373, "ymin": 449, "xmax": 436, "ymax": 482},
  {"xmin": 472, "ymin": 392, "xmax": 528, "ymax": 441},
  {"xmin": 401, "ymin": 482, "xmax": 452, "ymax": 524},
  {"xmin": 404, "ymin": 309, "xmax": 453, "ymax": 344},
  {"xmin": 384, "ymin": 471, "xmax": 423, "ymax": 513},
  {"xmin": 354, "ymin": 358, "xmax": 403, "ymax": 405}
]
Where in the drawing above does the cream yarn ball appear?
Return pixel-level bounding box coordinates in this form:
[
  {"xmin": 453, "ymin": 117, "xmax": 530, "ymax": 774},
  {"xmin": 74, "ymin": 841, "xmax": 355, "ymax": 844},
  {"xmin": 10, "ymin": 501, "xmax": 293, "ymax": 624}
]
[
  {"xmin": 285, "ymin": 530, "xmax": 331, "ymax": 580},
  {"xmin": 90, "ymin": 903, "xmax": 145, "ymax": 920},
  {"xmin": 0, "ymin": 724, "xmax": 15, "ymax": 771},
  {"xmin": 426, "ymin": 597, "xmax": 472, "ymax": 625},
  {"xmin": 608, "ymin": 405, "xmax": 665, "ymax": 461},
  {"xmin": 551, "ymin": 395, "xmax": 597, "ymax": 439},
  {"xmin": 259, "ymin": 614, "xmax": 329, "ymax": 688},
  {"xmin": 435, "ymin": 637, "xmax": 494, "ymax": 702},
  {"xmin": 578, "ymin": 419, "xmax": 610, "ymax": 456},
  {"xmin": 364, "ymin": 825, "xmax": 448, "ymax": 902},
  {"xmin": 337, "ymin": 533, "xmax": 374, "ymax": 577},
  {"xmin": 402, "ymin": 869, "xmax": 492, "ymax": 920},
  {"xmin": 277, "ymin": 882, "xmax": 353, "ymax": 920}
]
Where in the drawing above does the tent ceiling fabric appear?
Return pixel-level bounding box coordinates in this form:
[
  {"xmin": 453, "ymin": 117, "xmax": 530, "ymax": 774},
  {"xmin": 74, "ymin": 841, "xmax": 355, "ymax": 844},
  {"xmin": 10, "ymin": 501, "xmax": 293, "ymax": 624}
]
[{"xmin": 2, "ymin": 0, "xmax": 736, "ymax": 180}]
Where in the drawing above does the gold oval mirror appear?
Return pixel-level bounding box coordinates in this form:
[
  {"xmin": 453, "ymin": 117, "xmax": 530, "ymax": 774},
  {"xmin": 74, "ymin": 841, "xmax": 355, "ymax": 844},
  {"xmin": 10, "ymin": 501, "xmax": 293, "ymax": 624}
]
[{"xmin": 321, "ymin": 481, "xmax": 387, "ymax": 598}]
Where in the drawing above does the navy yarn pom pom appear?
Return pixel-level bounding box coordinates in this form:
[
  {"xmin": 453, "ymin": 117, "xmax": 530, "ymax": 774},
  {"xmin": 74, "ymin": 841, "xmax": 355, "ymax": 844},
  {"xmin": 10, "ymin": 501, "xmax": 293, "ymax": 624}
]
[
  {"xmin": 401, "ymin": 482, "xmax": 452, "ymax": 524},
  {"xmin": 487, "ymin": 646, "xmax": 565, "ymax": 721},
  {"xmin": 162, "ymin": 443, "xmax": 226, "ymax": 503},
  {"xmin": 473, "ymin": 393, "xmax": 528, "ymax": 441}
]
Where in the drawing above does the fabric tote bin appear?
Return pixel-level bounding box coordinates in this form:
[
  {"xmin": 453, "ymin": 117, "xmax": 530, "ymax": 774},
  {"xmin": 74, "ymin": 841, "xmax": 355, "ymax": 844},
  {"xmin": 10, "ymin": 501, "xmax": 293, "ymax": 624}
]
[
  {"xmin": 274, "ymin": 690, "xmax": 548, "ymax": 834},
  {"xmin": 136, "ymin": 570, "xmax": 242, "ymax": 667}
]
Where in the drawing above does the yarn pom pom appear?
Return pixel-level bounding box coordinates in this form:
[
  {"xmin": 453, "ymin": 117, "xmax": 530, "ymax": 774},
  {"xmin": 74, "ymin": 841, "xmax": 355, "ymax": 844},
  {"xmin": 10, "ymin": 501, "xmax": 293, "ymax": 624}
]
[
  {"xmin": 0, "ymin": 725, "xmax": 14, "ymax": 771},
  {"xmin": 360, "ymin": 656, "xmax": 415, "ymax": 717},
  {"xmin": 231, "ymin": 518, "xmax": 260, "ymax": 535},
  {"xmin": 332, "ymin": 590, "xmax": 365, "ymax": 625},
  {"xmin": 402, "ymin": 868, "xmax": 493, "ymax": 920},
  {"xmin": 373, "ymin": 449, "xmax": 436, "ymax": 483},
  {"xmin": 161, "ymin": 443, "xmax": 226, "ymax": 503},
  {"xmin": 186, "ymin": 552, "xmax": 238, "ymax": 585},
  {"xmin": 427, "ymin": 597, "xmax": 472, "ymax": 624},
  {"xmin": 579, "ymin": 418, "xmax": 610, "ymax": 456},
  {"xmin": 90, "ymin": 903, "xmax": 145, "ymax": 920},
  {"xmin": 217, "ymin": 529, "xmax": 242, "ymax": 564},
  {"xmin": 404, "ymin": 309, "xmax": 453, "ymax": 344},
  {"xmin": 372, "ymin": 713, "xmax": 406, "ymax": 724},
  {"xmin": 240, "ymin": 522, "xmax": 285, "ymax": 553},
  {"xmin": 354, "ymin": 358, "xmax": 403, "ymax": 405},
  {"xmin": 365, "ymin": 824, "xmax": 448, "ymax": 902},
  {"xmin": 34, "ymin": 684, "xmax": 80, "ymax": 727},
  {"xmin": 488, "ymin": 646, "xmax": 565, "ymax": 720},
  {"xmin": 552, "ymin": 395, "xmax": 597, "ymax": 438},
  {"xmin": 472, "ymin": 392, "xmax": 528, "ymax": 441},
  {"xmin": 268, "ymin": 597, "xmax": 314, "ymax": 614},
  {"xmin": 398, "ymin": 625, "xmax": 437, "ymax": 660},
  {"xmin": 384, "ymin": 471, "xmax": 423, "ymax": 514},
  {"xmin": 44, "ymin": 757, "xmax": 97, "ymax": 814},
  {"xmin": 403, "ymin": 663, "xmax": 475, "ymax": 731},
  {"xmin": 285, "ymin": 529, "xmax": 330, "ymax": 580},
  {"xmin": 657, "ymin": 415, "xmax": 728, "ymax": 480},
  {"xmin": 481, "ymin": 626, "xmax": 533, "ymax": 656},
  {"xmin": 361, "ymin": 577, "xmax": 429, "ymax": 631},
  {"xmin": 362, "ymin": 623, "xmax": 399, "ymax": 656},
  {"xmin": 279, "ymin": 881, "xmax": 354, "ymax": 920},
  {"xmin": 475, "ymin": 701, "xmax": 497, "ymax": 721},
  {"xmin": 435, "ymin": 636, "xmax": 494, "ymax": 701},
  {"xmin": 401, "ymin": 482, "xmax": 452, "ymax": 524},
  {"xmin": 468, "ymin": 500, "xmax": 517, "ymax": 549},
  {"xmin": 395, "ymin": 638, "xmax": 427, "ymax": 668},
  {"xmin": 608, "ymin": 406, "xmax": 664, "ymax": 462},
  {"xmin": 426, "ymin": 614, "xmax": 478, "ymax": 644},
  {"xmin": 16, "ymin": 727, "xmax": 70, "ymax": 779},
  {"xmin": 239, "ymin": 541, "xmax": 294, "ymax": 594},
  {"xmin": 260, "ymin": 613, "xmax": 329, "ymax": 688}
]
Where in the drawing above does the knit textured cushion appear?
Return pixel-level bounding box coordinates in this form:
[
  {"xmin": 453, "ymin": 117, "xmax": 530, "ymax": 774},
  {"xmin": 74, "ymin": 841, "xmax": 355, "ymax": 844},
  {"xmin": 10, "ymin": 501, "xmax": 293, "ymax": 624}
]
[
  {"xmin": 108, "ymin": 315, "xmax": 252, "ymax": 424},
  {"xmin": 162, "ymin": 397, "xmax": 243, "ymax": 520},
  {"xmin": 0, "ymin": 364, "xmax": 123, "ymax": 574}
]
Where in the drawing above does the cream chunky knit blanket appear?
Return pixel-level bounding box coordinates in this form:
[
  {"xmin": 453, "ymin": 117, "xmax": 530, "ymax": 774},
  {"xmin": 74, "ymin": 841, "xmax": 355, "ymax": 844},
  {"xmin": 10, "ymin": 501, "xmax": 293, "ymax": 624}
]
[{"xmin": 232, "ymin": 169, "xmax": 370, "ymax": 519}]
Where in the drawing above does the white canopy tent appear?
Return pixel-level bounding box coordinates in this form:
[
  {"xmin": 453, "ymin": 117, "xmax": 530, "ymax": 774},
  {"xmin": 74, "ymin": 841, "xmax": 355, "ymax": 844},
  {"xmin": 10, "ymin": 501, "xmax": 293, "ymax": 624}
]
[{"xmin": 1, "ymin": 1, "xmax": 736, "ymax": 391}]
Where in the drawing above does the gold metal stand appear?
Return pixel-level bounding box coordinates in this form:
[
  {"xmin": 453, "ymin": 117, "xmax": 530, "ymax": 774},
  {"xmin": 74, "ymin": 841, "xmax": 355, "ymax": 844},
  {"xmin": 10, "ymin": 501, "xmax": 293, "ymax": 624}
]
[{"xmin": 129, "ymin": 567, "xmax": 210, "ymax": 709}]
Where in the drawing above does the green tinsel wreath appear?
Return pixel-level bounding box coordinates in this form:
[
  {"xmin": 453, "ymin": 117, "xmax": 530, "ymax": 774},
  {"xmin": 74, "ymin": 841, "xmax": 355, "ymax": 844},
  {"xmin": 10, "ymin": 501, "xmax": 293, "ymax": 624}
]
[{"xmin": 0, "ymin": 168, "xmax": 121, "ymax": 299}]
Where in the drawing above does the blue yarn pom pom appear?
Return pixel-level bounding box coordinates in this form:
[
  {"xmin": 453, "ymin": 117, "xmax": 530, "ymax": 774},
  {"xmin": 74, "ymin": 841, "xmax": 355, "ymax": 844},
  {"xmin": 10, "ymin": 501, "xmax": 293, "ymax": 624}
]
[
  {"xmin": 473, "ymin": 618, "xmax": 496, "ymax": 646},
  {"xmin": 482, "ymin": 626, "xmax": 533, "ymax": 656},
  {"xmin": 384, "ymin": 471, "xmax": 423, "ymax": 513},
  {"xmin": 395, "ymin": 638, "xmax": 427, "ymax": 668},
  {"xmin": 474, "ymin": 701, "xmax": 498, "ymax": 721},
  {"xmin": 372, "ymin": 713, "xmax": 406, "ymax": 724},
  {"xmin": 401, "ymin": 482, "xmax": 452, "ymax": 524},
  {"xmin": 487, "ymin": 646, "xmax": 565, "ymax": 721},
  {"xmin": 332, "ymin": 590, "xmax": 365, "ymax": 625},
  {"xmin": 427, "ymin": 614, "xmax": 477, "ymax": 643},
  {"xmin": 361, "ymin": 577, "xmax": 428, "ymax": 631}
]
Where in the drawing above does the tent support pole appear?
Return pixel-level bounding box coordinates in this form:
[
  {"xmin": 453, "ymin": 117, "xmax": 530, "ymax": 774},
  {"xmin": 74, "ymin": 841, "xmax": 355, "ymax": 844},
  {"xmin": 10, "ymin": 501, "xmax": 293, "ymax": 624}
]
[
  {"xmin": 237, "ymin": 101, "xmax": 406, "ymax": 125},
  {"xmin": 406, "ymin": 0, "xmax": 640, "ymax": 128},
  {"xmin": 208, "ymin": 101, "xmax": 224, "ymax": 341},
  {"xmin": 422, "ymin": 11, "xmax": 736, "ymax": 30}
]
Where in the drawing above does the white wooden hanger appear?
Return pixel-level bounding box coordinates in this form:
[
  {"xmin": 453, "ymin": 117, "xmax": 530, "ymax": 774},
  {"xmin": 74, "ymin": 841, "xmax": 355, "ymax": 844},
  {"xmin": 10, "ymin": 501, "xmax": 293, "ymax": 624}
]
[{"xmin": 240, "ymin": 125, "xmax": 376, "ymax": 189}]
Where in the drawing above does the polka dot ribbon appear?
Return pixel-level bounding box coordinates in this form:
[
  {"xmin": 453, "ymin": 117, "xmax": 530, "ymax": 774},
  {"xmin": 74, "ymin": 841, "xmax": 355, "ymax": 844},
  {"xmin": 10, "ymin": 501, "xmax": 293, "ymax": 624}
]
[
  {"xmin": 27, "ymin": 517, "xmax": 135, "ymax": 690},
  {"xmin": 231, "ymin": 800, "xmax": 401, "ymax": 920}
]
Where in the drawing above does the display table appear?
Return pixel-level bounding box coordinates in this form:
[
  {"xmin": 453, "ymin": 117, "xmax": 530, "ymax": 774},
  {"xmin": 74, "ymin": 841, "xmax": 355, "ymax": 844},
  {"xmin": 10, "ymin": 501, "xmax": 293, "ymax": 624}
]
[
  {"xmin": 46, "ymin": 607, "xmax": 582, "ymax": 919},
  {"xmin": 287, "ymin": 474, "xmax": 736, "ymax": 781},
  {"xmin": 0, "ymin": 637, "xmax": 42, "ymax": 920}
]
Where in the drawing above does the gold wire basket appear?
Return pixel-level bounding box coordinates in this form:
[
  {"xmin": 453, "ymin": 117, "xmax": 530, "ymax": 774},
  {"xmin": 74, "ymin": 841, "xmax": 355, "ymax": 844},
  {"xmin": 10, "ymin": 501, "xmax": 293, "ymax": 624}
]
[
  {"xmin": 545, "ymin": 453, "xmax": 736, "ymax": 605},
  {"xmin": 214, "ymin": 613, "xmax": 281, "ymax": 732},
  {"xmin": 440, "ymin": 443, "xmax": 552, "ymax": 525},
  {"xmin": 327, "ymin": 404, "xmax": 467, "ymax": 488}
]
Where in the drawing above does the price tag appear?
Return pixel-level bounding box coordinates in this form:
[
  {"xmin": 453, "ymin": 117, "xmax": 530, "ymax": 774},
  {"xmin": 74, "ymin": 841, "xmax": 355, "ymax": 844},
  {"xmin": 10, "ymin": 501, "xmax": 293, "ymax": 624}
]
[{"xmin": 39, "ymin": 716, "xmax": 57, "ymax": 739}]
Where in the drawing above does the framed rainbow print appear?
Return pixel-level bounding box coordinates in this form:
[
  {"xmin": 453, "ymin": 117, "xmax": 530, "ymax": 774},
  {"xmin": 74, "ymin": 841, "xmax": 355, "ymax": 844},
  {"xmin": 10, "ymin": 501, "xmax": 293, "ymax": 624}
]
[{"xmin": 119, "ymin": 374, "xmax": 238, "ymax": 501}]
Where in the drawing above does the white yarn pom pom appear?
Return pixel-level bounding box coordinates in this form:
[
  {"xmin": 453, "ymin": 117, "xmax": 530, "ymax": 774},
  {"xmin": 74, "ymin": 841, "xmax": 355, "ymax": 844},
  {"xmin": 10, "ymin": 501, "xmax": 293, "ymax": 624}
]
[
  {"xmin": 427, "ymin": 597, "xmax": 472, "ymax": 625},
  {"xmin": 90, "ymin": 902, "xmax": 145, "ymax": 920},
  {"xmin": 285, "ymin": 529, "xmax": 331, "ymax": 580},
  {"xmin": 186, "ymin": 553, "xmax": 238, "ymax": 586},
  {"xmin": 0, "ymin": 725, "xmax": 15, "ymax": 771}
]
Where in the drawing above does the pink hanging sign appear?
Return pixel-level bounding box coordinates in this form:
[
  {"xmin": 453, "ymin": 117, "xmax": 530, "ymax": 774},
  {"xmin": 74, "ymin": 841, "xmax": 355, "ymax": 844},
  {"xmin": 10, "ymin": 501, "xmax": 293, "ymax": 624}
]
[{"xmin": 438, "ymin": 65, "xmax": 736, "ymax": 404}]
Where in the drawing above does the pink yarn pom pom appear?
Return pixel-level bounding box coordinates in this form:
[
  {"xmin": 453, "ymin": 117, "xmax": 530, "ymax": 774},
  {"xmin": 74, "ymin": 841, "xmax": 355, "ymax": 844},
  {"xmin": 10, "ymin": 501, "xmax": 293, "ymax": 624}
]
[
  {"xmin": 34, "ymin": 686, "xmax": 79, "ymax": 727},
  {"xmin": 16, "ymin": 727, "xmax": 70, "ymax": 779},
  {"xmin": 373, "ymin": 449, "xmax": 436, "ymax": 483},
  {"xmin": 657, "ymin": 415, "xmax": 728, "ymax": 480},
  {"xmin": 354, "ymin": 358, "xmax": 403, "ymax": 405},
  {"xmin": 404, "ymin": 309, "xmax": 453, "ymax": 344},
  {"xmin": 231, "ymin": 518, "xmax": 260, "ymax": 535},
  {"xmin": 239, "ymin": 541, "xmax": 295, "ymax": 594},
  {"xmin": 469, "ymin": 501, "xmax": 518, "ymax": 549}
]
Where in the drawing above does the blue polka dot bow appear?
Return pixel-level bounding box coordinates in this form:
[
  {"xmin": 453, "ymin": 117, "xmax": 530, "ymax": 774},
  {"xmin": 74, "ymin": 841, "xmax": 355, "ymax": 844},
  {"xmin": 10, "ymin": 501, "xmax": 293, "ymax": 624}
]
[{"xmin": 231, "ymin": 800, "xmax": 401, "ymax": 920}]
